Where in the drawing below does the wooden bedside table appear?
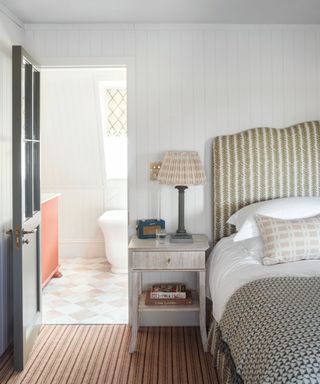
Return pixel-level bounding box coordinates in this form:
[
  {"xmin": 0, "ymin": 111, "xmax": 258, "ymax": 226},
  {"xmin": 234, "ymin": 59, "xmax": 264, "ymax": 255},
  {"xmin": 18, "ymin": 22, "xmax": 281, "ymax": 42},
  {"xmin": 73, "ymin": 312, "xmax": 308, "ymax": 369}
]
[{"xmin": 128, "ymin": 234, "xmax": 209, "ymax": 353}]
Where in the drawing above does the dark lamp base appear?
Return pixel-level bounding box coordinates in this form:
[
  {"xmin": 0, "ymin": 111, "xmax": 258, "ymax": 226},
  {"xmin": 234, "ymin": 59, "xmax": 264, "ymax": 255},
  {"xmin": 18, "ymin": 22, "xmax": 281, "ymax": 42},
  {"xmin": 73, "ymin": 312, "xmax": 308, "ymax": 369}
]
[{"xmin": 170, "ymin": 233, "xmax": 193, "ymax": 243}]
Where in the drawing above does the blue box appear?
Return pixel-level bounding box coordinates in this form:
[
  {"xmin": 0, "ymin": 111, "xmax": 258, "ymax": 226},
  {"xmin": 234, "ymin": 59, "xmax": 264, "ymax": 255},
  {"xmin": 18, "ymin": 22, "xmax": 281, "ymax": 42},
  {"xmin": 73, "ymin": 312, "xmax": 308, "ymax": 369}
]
[{"xmin": 136, "ymin": 219, "xmax": 165, "ymax": 239}]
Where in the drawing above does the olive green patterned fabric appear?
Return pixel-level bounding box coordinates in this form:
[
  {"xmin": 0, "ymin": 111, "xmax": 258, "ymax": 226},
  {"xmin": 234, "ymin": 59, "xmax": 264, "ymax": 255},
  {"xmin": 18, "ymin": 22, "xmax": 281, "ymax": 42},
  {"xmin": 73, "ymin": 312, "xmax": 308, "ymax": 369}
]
[{"xmin": 212, "ymin": 121, "xmax": 320, "ymax": 244}]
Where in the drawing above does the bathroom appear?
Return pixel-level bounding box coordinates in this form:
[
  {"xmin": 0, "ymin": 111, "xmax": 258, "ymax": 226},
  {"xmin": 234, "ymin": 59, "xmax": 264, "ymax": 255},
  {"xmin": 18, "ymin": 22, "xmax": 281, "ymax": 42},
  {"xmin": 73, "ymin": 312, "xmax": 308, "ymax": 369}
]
[{"xmin": 40, "ymin": 67, "xmax": 128, "ymax": 324}]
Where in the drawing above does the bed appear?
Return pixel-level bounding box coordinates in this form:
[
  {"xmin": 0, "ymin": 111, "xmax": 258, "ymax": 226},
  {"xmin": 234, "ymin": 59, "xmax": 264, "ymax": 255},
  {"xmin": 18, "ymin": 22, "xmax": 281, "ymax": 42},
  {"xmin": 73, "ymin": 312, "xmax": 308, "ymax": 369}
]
[{"xmin": 207, "ymin": 121, "xmax": 320, "ymax": 384}]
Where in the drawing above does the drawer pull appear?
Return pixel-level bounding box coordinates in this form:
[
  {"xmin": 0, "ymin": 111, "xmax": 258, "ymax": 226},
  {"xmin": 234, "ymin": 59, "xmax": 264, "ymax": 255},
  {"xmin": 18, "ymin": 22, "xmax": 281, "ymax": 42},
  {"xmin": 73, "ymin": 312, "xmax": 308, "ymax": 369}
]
[{"xmin": 166, "ymin": 257, "xmax": 171, "ymax": 264}]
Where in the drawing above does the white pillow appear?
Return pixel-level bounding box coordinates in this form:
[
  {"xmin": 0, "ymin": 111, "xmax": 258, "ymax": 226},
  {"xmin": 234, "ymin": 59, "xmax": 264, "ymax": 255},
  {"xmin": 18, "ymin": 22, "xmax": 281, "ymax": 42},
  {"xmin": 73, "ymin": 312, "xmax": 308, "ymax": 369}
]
[{"xmin": 228, "ymin": 197, "xmax": 320, "ymax": 242}]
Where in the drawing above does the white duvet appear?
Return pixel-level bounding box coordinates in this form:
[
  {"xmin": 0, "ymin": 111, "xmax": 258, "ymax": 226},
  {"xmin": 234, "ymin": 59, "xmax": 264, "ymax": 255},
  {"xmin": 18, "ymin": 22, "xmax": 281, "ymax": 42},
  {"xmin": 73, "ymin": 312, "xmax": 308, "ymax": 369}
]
[{"xmin": 206, "ymin": 234, "xmax": 320, "ymax": 322}]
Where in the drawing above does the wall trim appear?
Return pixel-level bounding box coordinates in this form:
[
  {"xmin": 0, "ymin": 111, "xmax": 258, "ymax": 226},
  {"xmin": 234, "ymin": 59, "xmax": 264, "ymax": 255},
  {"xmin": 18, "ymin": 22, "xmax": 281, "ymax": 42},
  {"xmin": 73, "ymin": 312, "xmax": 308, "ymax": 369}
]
[
  {"xmin": 60, "ymin": 240, "xmax": 104, "ymax": 244},
  {"xmin": 134, "ymin": 23, "xmax": 320, "ymax": 31},
  {"xmin": 59, "ymin": 240, "xmax": 105, "ymax": 259},
  {"xmin": 25, "ymin": 23, "xmax": 134, "ymax": 31},
  {"xmin": 39, "ymin": 57, "xmax": 135, "ymax": 68},
  {"xmin": 25, "ymin": 23, "xmax": 320, "ymax": 32}
]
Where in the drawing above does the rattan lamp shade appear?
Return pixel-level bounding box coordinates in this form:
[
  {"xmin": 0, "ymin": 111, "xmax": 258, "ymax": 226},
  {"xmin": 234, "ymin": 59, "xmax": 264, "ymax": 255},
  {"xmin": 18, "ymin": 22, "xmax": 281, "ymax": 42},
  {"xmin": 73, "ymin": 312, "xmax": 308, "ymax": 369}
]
[{"xmin": 157, "ymin": 151, "xmax": 206, "ymax": 186}]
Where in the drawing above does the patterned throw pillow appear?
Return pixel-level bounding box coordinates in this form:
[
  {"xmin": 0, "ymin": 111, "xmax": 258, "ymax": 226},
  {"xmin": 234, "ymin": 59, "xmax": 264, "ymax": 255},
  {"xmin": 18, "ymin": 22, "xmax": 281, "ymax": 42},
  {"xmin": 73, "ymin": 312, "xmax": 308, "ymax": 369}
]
[{"xmin": 255, "ymin": 214, "xmax": 320, "ymax": 265}]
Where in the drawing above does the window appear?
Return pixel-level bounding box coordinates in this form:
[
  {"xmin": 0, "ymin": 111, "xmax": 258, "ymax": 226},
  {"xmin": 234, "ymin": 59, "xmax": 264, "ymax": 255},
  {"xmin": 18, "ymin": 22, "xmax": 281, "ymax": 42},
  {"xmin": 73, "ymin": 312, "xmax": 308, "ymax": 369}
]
[
  {"xmin": 103, "ymin": 88, "xmax": 127, "ymax": 180},
  {"xmin": 106, "ymin": 89, "xmax": 127, "ymax": 137}
]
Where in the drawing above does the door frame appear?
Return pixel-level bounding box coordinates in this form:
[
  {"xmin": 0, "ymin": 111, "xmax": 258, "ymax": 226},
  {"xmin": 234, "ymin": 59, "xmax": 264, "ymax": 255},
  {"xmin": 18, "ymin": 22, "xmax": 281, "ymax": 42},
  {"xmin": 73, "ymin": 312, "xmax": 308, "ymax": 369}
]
[{"xmin": 39, "ymin": 56, "xmax": 136, "ymax": 324}]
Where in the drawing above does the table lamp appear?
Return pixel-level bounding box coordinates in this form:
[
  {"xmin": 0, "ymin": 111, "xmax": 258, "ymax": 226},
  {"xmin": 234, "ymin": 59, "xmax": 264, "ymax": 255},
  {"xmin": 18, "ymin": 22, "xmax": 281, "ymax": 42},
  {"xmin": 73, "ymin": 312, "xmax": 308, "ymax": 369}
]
[{"xmin": 157, "ymin": 151, "xmax": 206, "ymax": 243}]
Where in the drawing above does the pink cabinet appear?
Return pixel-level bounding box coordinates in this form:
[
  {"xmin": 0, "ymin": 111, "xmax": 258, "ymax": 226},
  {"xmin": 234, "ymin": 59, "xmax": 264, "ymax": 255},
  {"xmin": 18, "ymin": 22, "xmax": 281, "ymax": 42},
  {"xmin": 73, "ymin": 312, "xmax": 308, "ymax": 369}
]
[{"xmin": 41, "ymin": 194, "xmax": 61, "ymax": 288}]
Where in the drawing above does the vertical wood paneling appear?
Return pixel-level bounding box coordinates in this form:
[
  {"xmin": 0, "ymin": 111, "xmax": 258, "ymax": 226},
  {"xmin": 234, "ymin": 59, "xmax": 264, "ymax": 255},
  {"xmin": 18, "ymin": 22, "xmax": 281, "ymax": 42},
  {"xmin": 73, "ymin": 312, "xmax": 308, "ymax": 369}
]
[
  {"xmin": 192, "ymin": 30, "xmax": 206, "ymax": 233},
  {"xmin": 169, "ymin": 31, "xmax": 183, "ymax": 149},
  {"xmin": 146, "ymin": 31, "xmax": 160, "ymax": 219},
  {"xmin": 135, "ymin": 31, "xmax": 149, "ymax": 219},
  {"xmin": 248, "ymin": 31, "xmax": 262, "ymax": 127},
  {"xmin": 68, "ymin": 30, "xmax": 81, "ymax": 56},
  {"xmin": 23, "ymin": 24, "xmax": 320, "ymax": 312},
  {"xmin": 238, "ymin": 31, "xmax": 251, "ymax": 127},
  {"xmin": 78, "ymin": 30, "xmax": 91, "ymax": 56},
  {"xmin": 213, "ymin": 30, "xmax": 227, "ymax": 134},
  {"xmin": 225, "ymin": 30, "xmax": 240, "ymax": 131},
  {"xmin": 158, "ymin": 30, "xmax": 173, "ymax": 230},
  {"xmin": 293, "ymin": 30, "xmax": 307, "ymax": 123},
  {"xmin": 101, "ymin": 30, "xmax": 113, "ymax": 56},
  {"xmin": 112, "ymin": 30, "xmax": 125, "ymax": 56},
  {"xmin": 56, "ymin": 30, "xmax": 69, "ymax": 57},
  {"xmin": 124, "ymin": 30, "xmax": 135, "ymax": 56},
  {"xmin": 89, "ymin": 30, "xmax": 102, "ymax": 56},
  {"xmin": 260, "ymin": 30, "xmax": 273, "ymax": 126},
  {"xmin": 283, "ymin": 31, "xmax": 295, "ymax": 121},
  {"xmin": 305, "ymin": 31, "xmax": 318, "ymax": 119},
  {"xmin": 271, "ymin": 30, "xmax": 285, "ymax": 126}
]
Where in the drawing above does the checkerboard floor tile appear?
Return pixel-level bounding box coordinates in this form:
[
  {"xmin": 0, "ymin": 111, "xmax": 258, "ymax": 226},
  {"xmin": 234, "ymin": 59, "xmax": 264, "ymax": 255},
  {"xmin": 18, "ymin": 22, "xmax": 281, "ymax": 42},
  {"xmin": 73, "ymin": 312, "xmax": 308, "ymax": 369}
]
[{"xmin": 42, "ymin": 255, "xmax": 128, "ymax": 324}]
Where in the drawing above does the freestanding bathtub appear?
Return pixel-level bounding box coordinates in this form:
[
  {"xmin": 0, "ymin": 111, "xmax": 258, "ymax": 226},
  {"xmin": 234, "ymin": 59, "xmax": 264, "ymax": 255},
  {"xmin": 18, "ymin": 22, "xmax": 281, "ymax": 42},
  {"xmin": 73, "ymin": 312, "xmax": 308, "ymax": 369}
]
[{"xmin": 98, "ymin": 210, "xmax": 128, "ymax": 274}]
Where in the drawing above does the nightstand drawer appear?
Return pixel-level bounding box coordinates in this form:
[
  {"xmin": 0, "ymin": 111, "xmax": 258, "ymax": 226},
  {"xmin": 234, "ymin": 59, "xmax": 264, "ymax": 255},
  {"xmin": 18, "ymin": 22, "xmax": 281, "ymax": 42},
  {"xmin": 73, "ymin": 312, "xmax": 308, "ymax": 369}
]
[{"xmin": 131, "ymin": 251, "xmax": 205, "ymax": 270}]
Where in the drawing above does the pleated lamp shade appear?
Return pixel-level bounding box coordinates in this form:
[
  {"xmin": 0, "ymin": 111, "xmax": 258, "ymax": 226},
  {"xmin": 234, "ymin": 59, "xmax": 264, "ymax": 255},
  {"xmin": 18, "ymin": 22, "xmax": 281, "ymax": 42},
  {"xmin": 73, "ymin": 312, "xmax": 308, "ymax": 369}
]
[{"xmin": 157, "ymin": 151, "xmax": 206, "ymax": 186}]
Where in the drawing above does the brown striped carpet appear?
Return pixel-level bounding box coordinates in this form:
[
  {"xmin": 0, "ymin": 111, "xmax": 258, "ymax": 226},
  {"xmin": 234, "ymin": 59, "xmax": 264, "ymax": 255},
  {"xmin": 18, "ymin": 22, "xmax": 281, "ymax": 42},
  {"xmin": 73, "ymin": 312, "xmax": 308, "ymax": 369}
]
[{"xmin": 0, "ymin": 325, "xmax": 217, "ymax": 384}]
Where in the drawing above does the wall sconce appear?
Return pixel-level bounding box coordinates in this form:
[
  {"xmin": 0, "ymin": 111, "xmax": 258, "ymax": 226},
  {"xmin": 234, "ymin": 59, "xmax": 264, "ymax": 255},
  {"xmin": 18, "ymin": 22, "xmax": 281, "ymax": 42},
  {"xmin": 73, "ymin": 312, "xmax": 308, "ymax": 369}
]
[{"xmin": 150, "ymin": 162, "xmax": 161, "ymax": 181}]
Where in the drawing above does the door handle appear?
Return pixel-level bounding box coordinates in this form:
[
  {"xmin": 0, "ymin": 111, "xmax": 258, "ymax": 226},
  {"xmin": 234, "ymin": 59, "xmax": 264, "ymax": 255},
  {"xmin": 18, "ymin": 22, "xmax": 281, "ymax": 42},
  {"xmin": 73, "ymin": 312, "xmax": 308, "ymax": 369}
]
[
  {"xmin": 22, "ymin": 229, "xmax": 37, "ymax": 235},
  {"xmin": 6, "ymin": 228, "xmax": 36, "ymax": 249}
]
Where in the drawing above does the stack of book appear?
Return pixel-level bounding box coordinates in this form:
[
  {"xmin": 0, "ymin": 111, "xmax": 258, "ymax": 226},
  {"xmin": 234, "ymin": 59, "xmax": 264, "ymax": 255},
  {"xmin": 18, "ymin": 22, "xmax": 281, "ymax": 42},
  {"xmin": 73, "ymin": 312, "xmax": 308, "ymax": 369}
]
[{"xmin": 145, "ymin": 283, "xmax": 193, "ymax": 305}]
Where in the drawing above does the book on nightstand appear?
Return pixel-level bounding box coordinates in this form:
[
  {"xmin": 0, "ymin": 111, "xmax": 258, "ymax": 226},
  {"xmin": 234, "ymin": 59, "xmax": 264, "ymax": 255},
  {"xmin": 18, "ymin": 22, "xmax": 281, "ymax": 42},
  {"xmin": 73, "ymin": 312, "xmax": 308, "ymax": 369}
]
[
  {"xmin": 145, "ymin": 290, "xmax": 193, "ymax": 306},
  {"xmin": 150, "ymin": 283, "xmax": 187, "ymax": 299}
]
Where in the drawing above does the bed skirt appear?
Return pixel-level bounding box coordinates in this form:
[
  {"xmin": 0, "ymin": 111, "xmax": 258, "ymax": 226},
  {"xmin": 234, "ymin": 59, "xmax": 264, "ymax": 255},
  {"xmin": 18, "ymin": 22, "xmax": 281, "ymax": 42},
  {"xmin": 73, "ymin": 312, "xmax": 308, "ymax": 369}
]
[{"xmin": 208, "ymin": 315, "xmax": 243, "ymax": 384}]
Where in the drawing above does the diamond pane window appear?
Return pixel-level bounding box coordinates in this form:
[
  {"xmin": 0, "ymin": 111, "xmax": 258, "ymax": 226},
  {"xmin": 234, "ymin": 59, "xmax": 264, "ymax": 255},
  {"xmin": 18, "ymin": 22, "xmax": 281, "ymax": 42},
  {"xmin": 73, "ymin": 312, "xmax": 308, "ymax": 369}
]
[{"xmin": 106, "ymin": 89, "xmax": 127, "ymax": 137}]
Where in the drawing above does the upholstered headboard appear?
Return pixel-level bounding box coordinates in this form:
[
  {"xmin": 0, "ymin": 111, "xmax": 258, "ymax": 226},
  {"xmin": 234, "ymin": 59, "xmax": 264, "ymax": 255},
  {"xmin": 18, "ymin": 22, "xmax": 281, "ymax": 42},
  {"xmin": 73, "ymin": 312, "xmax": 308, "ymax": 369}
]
[{"xmin": 212, "ymin": 121, "xmax": 320, "ymax": 244}]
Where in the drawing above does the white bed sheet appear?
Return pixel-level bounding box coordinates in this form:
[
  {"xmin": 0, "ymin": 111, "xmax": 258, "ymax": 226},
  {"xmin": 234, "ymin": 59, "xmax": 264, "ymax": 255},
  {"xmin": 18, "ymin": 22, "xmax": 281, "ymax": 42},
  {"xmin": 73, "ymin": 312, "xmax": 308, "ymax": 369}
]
[{"xmin": 207, "ymin": 234, "xmax": 320, "ymax": 322}]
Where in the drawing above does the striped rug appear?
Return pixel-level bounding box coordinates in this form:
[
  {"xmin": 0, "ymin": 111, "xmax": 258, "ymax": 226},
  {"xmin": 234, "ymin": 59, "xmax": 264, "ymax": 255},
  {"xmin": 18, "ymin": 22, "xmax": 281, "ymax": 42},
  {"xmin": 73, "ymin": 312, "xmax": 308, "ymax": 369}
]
[{"xmin": 0, "ymin": 325, "xmax": 217, "ymax": 384}]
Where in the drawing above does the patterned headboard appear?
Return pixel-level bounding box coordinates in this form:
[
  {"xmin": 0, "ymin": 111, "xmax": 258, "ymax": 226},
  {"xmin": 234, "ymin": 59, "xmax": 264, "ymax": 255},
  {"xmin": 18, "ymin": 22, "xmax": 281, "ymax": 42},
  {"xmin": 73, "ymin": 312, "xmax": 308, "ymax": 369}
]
[{"xmin": 212, "ymin": 121, "xmax": 320, "ymax": 244}]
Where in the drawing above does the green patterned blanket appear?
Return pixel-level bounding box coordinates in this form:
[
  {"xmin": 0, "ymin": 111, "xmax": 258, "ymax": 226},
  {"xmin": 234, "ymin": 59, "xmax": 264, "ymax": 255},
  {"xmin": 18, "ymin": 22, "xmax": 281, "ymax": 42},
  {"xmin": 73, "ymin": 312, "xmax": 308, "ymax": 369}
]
[{"xmin": 219, "ymin": 277, "xmax": 320, "ymax": 384}]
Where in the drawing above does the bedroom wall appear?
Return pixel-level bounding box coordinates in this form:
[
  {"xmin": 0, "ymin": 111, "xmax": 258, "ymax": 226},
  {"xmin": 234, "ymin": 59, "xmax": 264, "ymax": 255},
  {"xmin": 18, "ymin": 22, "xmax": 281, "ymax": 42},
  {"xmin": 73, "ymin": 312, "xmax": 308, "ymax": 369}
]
[
  {"xmin": 25, "ymin": 24, "xmax": 320, "ymax": 244},
  {"xmin": 0, "ymin": 6, "xmax": 24, "ymax": 355}
]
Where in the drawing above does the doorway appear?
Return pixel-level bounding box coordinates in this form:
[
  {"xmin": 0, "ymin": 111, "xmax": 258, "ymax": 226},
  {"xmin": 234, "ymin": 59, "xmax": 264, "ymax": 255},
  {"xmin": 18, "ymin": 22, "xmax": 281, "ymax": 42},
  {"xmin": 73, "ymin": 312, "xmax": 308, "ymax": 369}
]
[{"xmin": 40, "ymin": 67, "xmax": 128, "ymax": 324}]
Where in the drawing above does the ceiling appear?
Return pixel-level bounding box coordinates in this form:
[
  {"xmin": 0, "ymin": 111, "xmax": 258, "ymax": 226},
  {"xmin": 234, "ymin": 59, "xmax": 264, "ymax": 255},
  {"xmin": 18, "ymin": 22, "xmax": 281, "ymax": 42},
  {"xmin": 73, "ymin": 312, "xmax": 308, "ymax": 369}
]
[{"xmin": 1, "ymin": 0, "xmax": 320, "ymax": 24}]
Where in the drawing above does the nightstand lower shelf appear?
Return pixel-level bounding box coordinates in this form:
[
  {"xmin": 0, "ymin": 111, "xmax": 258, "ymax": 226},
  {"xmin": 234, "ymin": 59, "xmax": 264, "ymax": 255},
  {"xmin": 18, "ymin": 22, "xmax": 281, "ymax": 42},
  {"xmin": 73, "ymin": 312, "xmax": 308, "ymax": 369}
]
[{"xmin": 139, "ymin": 291, "xmax": 200, "ymax": 312}]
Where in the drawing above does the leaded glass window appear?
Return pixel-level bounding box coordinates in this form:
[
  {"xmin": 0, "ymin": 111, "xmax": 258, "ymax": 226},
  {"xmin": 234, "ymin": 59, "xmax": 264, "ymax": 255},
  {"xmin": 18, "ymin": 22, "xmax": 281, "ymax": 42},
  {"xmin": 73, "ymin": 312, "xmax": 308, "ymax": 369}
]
[{"xmin": 106, "ymin": 89, "xmax": 127, "ymax": 137}]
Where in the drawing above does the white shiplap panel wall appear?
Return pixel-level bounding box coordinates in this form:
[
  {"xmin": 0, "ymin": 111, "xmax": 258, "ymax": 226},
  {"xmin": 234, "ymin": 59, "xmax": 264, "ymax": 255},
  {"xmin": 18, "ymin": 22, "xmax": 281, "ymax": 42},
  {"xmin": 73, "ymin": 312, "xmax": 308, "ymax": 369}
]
[
  {"xmin": 0, "ymin": 8, "xmax": 24, "ymax": 355},
  {"xmin": 24, "ymin": 24, "xmax": 320, "ymax": 325},
  {"xmin": 25, "ymin": 26, "xmax": 320, "ymax": 226}
]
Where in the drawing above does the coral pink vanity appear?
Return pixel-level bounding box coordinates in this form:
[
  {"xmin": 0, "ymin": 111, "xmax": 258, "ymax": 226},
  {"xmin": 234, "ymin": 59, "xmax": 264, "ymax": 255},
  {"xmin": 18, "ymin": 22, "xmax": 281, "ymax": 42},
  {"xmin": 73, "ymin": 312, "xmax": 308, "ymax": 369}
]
[{"xmin": 41, "ymin": 193, "xmax": 61, "ymax": 287}]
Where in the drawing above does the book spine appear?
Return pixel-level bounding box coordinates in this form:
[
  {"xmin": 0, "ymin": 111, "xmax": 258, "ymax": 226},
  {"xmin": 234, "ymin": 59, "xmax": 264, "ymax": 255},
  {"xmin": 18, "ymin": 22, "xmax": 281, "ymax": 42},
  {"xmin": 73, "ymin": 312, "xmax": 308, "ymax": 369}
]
[
  {"xmin": 150, "ymin": 292, "xmax": 187, "ymax": 299},
  {"xmin": 146, "ymin": 299, "xmax": 192, "ymax": 305}
]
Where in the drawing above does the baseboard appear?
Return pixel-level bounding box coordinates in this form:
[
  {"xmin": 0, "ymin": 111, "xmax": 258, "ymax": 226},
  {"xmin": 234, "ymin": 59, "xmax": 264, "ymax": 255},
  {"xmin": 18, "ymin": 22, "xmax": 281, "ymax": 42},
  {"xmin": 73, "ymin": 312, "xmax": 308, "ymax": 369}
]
[{"xmin": 59, "ymin": 240, "xmax": 105, "ymax": 259}]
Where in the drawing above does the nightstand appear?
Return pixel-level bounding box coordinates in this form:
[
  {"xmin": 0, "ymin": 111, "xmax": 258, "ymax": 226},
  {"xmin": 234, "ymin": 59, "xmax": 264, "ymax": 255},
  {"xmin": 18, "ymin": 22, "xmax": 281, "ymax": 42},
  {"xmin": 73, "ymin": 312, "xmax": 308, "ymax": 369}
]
[{"xmin": 128, "ymin": 234, "xmax": 209, "ymax": 353}]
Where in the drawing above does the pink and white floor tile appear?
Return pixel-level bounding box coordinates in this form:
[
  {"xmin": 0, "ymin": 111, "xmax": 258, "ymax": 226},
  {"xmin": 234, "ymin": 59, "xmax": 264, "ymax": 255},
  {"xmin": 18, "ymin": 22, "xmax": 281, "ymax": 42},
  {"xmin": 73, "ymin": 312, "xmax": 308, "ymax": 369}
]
[{"xmin": 42, "ymin": 255, "xmax": 128, "ymax": 324}]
